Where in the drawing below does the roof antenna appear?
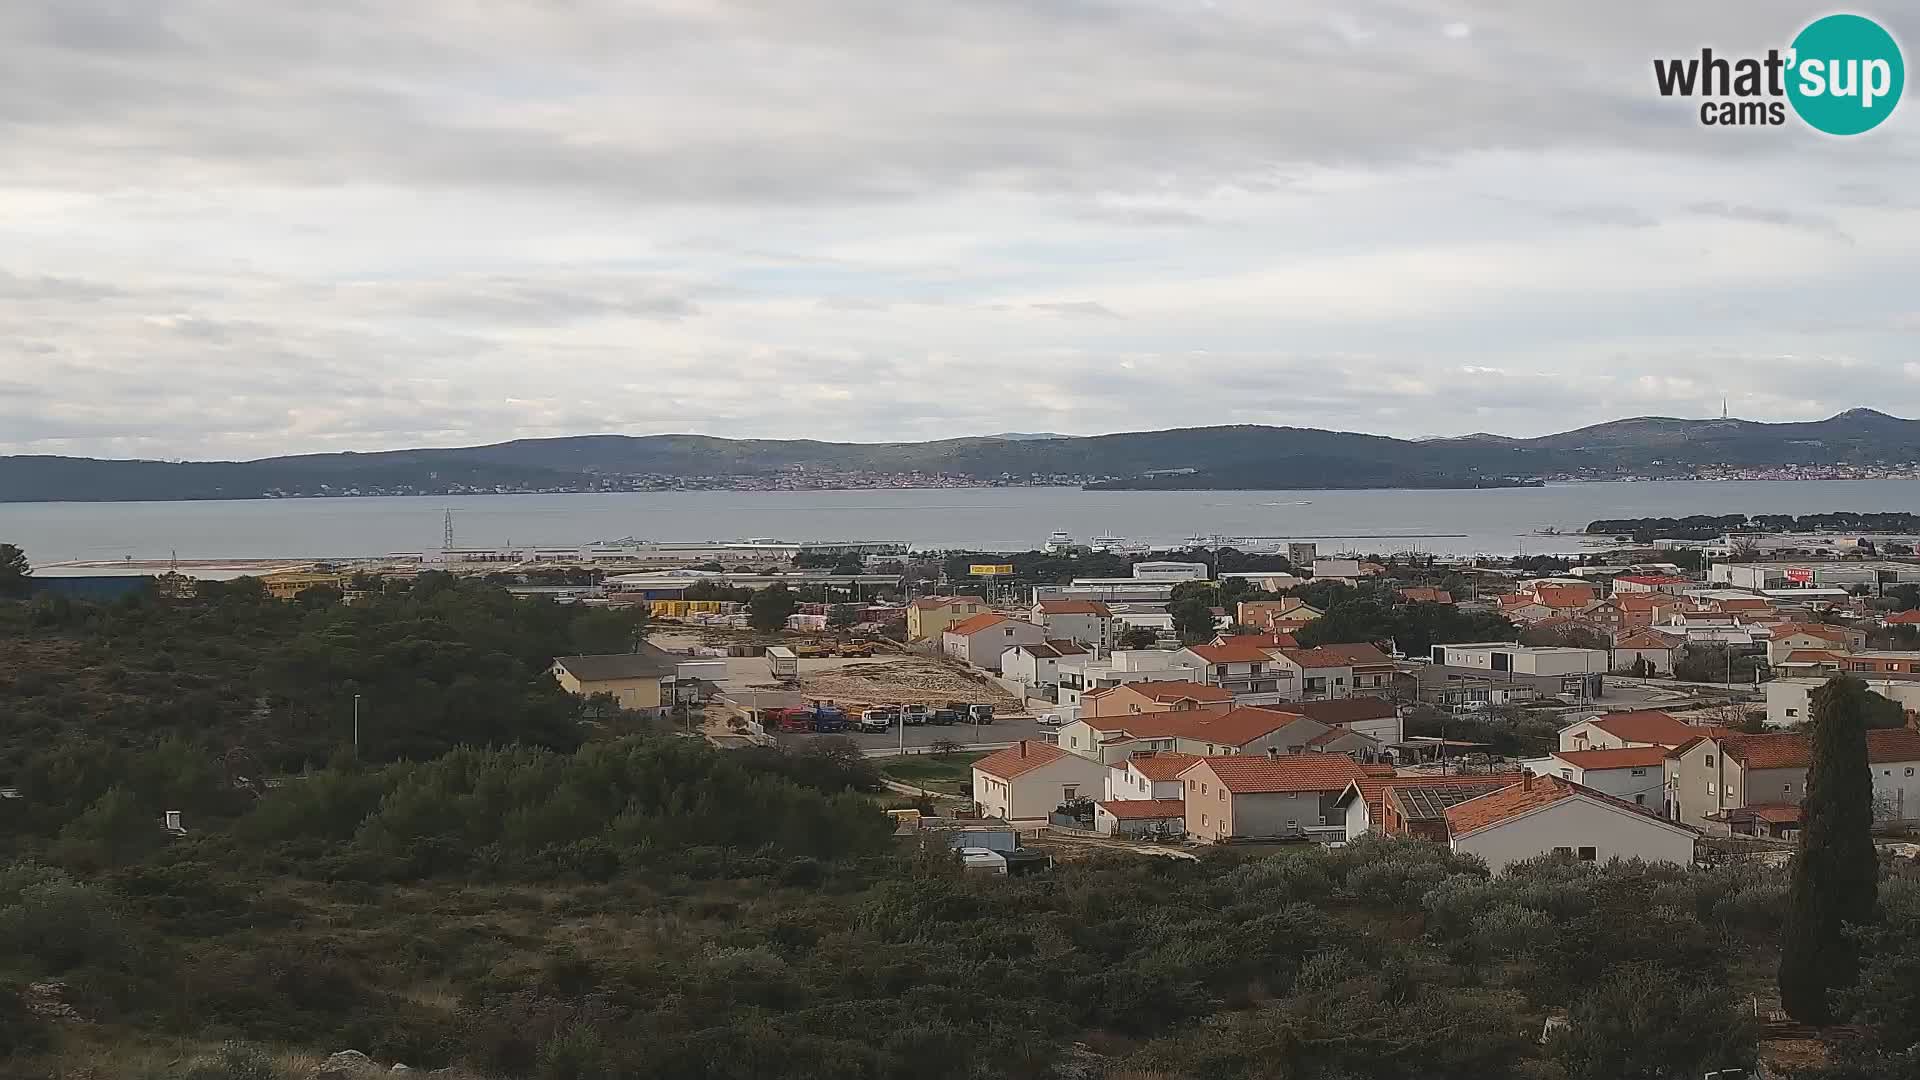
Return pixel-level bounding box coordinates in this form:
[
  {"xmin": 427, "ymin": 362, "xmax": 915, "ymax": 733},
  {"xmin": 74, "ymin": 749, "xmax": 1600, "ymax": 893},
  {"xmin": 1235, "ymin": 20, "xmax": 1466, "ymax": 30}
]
[{"xmin": 1721, "ymin": 396, "xmax": 1728, "ymax": 420}]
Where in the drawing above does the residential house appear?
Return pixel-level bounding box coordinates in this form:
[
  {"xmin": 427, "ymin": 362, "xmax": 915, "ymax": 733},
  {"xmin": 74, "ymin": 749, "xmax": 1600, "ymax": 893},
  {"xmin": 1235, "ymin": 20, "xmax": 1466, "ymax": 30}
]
[
  {"xmin": 1767, "ymin": 675, "xmax": 1920, "ymax": 727},
  {"xmin": 1305, "ymin": 725, "xmax": 1386, "ymax": 760},
  {"xmin": 551, "ymin": 647, "xmax": 680, "ymax": 716},
  {"xmin": 1883, "ymin": 610, "xmax": 1920, "ymax": 628},
  {"xmin": 1443, "ymin": 774, "xmax": 1698, "ymax": 873},
  {"xmin": 1030, "ymin": 599, "xmax": 1116, "ymax": 650},
  {"xmin": 1060, "ymin": 704, "xmax": 1327, "ymax": 763},
  {"xmin": 1267, "ymin": 696, "xmax": 1404, "ymax": 743},
  {"xmin": 1303, "ymin": 642, "xmax": 1401, "ymax": 694},
  {"xmin": 942, "ymin": 613, "xmax": 1047, "ymax": 671},
  {"xmin": 1179, "ymin": 755, "xmax": 1368, "ymax": 843},
  {"xmin": 1522, "ymin": 746, "xmax": 1670, "ymax": 810},
  {"xmin": 1055, "ymin": 648, "xmax": 1203, "ymax": 708},
  {"xmin": 1237, "ymin": 598, "xmax": 1323, "ymax": 631},
  {"xmin": 1844, "ymin": 651, "xmax": 1920, "ymax": 676},
  {"xmin": 1093, "ymin": 798, "xmax": 1188, "ymax": 837},
  {"xmin": 1612, "ymin": 628, "xmax": 1685, "ymax": 675},
  {"xmin": 1080, "ymin": 679, "xmax": 1234, "ymax": 720},
  {"xmin": 1312, "ymin": 558, "xmax": 1365, "ymax": 582},
  {"xmin": 1268, "ymin": 647, "xmax": 1361, "ymax": 700},
  {"xmin": 1611, "ymin": 574, "xmax": 1694, "ymax": 595},
  {"xmin": 971, "ymin": 740, "xmax": 1111, "ymax": 822},
  {"xmin": 1773, "ymin": 649, "xmax": 1848, "ymax": 677},
  {"xmin": 1398, "ymin": 587, "xmax": 1454, "ymax": 604},
  {"xmin": 1558, "ymin": 709, "xmax": 1723, "ymax": 753},
  {"xmin": 1180, "ymin": 640, "xmax": 1292, "ymax": 703},
  {"xmin": 1335, "ymin": 772, "xmax": 1526, "ymax": 841},
  {"xmin": 1208, "ymin": 630, "xmax": 1300, "ymax": 649},
  {"xmin": 1103, "ymin": 750, "xmax": 1202, "ymax": 802},
  {"xmin": 1000, "ymin": 639, "xmax": 1089, "ymax": 689},
  {"xmin": 906, "ymin": 594, "xmax": 988, "ymax": 641},
  {"xmin": 1665, "ymin": 728, "xmax": 1920, "ymax": 830}
]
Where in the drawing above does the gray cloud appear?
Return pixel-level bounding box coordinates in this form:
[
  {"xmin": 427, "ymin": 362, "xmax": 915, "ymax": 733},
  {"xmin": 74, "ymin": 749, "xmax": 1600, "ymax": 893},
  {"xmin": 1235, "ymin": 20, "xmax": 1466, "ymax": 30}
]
[{"xmin": 0, "ymin": 1, "xmax": 1917, "ymax": 459}]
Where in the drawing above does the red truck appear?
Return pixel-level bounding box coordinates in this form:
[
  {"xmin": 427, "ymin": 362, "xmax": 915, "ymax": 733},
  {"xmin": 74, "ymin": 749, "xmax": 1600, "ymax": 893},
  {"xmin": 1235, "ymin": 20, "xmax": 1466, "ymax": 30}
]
[{"xmin": 768, "ymin": 707, "xmax": 814, "ymax": 733}]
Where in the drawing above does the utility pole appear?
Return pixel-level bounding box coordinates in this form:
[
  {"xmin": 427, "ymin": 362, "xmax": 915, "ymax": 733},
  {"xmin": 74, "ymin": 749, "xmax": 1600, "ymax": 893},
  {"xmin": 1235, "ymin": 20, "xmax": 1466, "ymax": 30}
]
[{"xmin": 352, "ymin": 693, "xmax": 362, "ymax": 756}]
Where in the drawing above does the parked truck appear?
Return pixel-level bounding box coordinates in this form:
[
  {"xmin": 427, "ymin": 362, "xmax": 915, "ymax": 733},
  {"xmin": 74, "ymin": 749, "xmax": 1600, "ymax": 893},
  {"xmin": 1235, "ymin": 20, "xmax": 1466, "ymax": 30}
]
[
  {"xmin": 766, "ymin": 646, "xmax": 799, "ymax": 681},
  {"xmin": 768, "ymin": 706, "xmax": 813, "ymax": 733},
  {"xmin": 808, "ymin": 701, "xmax": 850, "ymax": 733}
]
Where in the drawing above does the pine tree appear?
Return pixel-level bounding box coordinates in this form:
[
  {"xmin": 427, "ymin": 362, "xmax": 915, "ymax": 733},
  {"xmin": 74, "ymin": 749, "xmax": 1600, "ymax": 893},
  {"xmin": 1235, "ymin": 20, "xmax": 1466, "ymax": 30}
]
[{"xmin": 1778, "ymin": 676, "xmax": 1880, "ymax": 1024}]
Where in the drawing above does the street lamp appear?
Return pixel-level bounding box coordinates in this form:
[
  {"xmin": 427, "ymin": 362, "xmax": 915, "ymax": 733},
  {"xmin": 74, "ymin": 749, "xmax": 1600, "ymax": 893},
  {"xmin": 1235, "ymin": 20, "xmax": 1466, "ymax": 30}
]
[{"xmin": 353, "ymin": 694, "xmax": 362, "ymax": 756}]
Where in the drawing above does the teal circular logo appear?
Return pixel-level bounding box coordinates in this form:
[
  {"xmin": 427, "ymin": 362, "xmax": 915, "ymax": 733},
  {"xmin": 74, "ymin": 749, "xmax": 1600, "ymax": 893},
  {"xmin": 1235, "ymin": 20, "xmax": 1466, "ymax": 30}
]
[{"xmin": 1787, "ymin": 14, "xmax": 1904, "ymax": 135}]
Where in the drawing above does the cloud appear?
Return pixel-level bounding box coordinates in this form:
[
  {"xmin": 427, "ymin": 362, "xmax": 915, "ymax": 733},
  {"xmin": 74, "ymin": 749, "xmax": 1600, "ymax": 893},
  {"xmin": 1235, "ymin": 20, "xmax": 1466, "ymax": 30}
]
[{"xmin": 0, "ymin": 1, "xmax": 1917, "ymax": 459}]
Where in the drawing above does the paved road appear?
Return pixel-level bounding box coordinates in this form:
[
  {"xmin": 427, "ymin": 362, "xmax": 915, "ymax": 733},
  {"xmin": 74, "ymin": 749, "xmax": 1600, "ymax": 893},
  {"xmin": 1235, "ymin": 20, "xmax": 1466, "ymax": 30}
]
[{"xmin": 778, "ymin": 715, "xmax": 1053, "ymax": 754}]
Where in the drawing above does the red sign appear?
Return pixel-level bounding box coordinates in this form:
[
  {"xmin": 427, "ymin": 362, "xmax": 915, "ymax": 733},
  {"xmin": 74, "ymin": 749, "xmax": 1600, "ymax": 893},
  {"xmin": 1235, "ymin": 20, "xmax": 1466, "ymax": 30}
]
[{"xmin": 1785, "ymin": 567, "xmax": 1814, "ymax": 584}]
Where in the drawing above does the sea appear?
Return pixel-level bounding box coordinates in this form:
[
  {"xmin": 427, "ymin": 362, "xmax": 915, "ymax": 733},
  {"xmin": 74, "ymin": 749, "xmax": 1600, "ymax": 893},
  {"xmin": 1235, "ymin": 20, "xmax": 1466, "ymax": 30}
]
[{"xmin": 8, "ymin": 479, "xmax": 1920, "ymax": 565}]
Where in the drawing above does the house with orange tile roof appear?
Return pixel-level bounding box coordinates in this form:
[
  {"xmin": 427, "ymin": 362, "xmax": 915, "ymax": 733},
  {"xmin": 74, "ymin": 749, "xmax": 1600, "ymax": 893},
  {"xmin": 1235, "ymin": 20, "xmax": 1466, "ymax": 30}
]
[
  {"xmin": 1773, "ymin": 648, "xmax": 1848, "ymax": 677},
  {"xmin": 1521, "ymin": 746, "xmax": 1670, "ymax": 810},
  {"xmin": 1665, "ymin": 727, "xmax": 1920, "ymax": 831},
  {"xmin": 1842, "ymin": 651, "xmax": 1920, "ymax": 676},
  {"xmin": 1334, "ymin": 771, "xmax": 1527, "ymax": 842},
  {"xmin": 1235, "ymin": 599, "xmax": 1322, "ymax": 632},
  {"xmin": 999, "ymin": 639, "xmax": 1088, "ymax": 688},
  {"xmin": 1611, "ymin": 574, "xmax": 1694, "ymax": 595},
  {"xmin": 1059, "ymin": 704, "xmax": 1327, "ymax": 764},
  {"xmin": 906, "ymin": 594, "xmax": 988, "ymax": 641},
  {"xmin": 1557, "ymin": 709, "xmax": 1725, "ymax": 753},
  {"xmin": 1884, "ymin": 609, "xmax": 1920, "ymax": 627},
  {"xmin": 1093, "ymin": 797, "xmax": 1188, "ymax": 838},
  {"xmin": 1611, "ymin": 627, "xmax": 1685, "ymax": 675},
  {"xmin": 1265, "ymin": 696, "xmax": 1404, "ymax": 743},
  {"xmin": 1397, "ymin": 587, "xmax": 1453, "ymax": 605},
  {"xmin": 971, "ymin": 740, "xmax": 1111, "ymax": 822},
  {"xmin": 1179, "ymin": 755, "xmax": 1369, "ymax": 843},
  {"xmin": 1080, "ymin": 679, "xmax": 1233, "ymax": 718},
  {"xmin": 941, "ymin": 611, "xmax": 1046, "ymax": 671},
  {"xmin": 1103, "ymin": 750, "xmax": 1203, "ymax": 802},
  {"xmin": 1442, "ymin": 773, "xmax": 1698, "ymax": 873}
]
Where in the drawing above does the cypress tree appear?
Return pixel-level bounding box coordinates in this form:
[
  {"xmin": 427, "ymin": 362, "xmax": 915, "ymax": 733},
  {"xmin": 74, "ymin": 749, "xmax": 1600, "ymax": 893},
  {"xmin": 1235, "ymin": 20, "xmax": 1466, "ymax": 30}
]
[{"xmin": 1778, "ymin": 676, "xmax": 1880, "ymax": 1024}]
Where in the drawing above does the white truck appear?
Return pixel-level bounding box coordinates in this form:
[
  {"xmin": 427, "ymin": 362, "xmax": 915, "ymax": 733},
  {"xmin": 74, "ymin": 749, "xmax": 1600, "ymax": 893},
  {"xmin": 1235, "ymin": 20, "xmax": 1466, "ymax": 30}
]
[{"xmin": 765, "ymin": 646, "xmax": 799, "ymax": 681}]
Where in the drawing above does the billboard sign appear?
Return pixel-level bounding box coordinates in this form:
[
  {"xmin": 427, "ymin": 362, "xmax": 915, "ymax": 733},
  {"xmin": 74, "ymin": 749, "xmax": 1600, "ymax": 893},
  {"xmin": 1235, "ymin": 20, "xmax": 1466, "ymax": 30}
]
[
  {"xmin": 1785, "ymin": 567, "xmax": 1814, "ymax": 584},
  {"xmin": 970, "ymin": 564, "xmax": 1014, "ymax": 576}
]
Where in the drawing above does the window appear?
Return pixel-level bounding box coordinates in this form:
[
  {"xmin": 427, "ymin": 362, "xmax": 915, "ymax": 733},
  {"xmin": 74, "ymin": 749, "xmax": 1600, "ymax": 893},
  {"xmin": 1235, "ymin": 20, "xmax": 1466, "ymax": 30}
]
[
  {"xmin": 1786, "ymin": 708, "xmax": 1798, "ymax": 717},
  {"xmin": 1553, "ymin": 846, "xmax": 1573, "ymax": 856},
  {"xmin": 1201, "ymin": 814, "xmax": 1208, "ymax": 826},
  {"xmin": 1634, "ymin": 794, "xmax": 1645, "ymax": 805},
  {"xmin": 1201, "ymin": 782, "xmax": 1208, "ymax": 794},
  {"xmin": 1705, "ymin": 754, "xmax": 1714, "ymax": 767},
  {"xmin": 1707, "ymin": 782, "xmax": 1716, "ymax": 795},
  {"xmin": 1908, "ymin": 768, "xmax": 1916, "ymax": 777},
  {"xmin": 1631, "ymin": 768, "xmax": 1647, "ymax": 776},
  {"xmin": 1577, "ymin": 846, "xmax": 1597, "ymax": 862},
  {"xmin": 1218, "ymin": 790, "xmax": 1225, "ymax": 802}
]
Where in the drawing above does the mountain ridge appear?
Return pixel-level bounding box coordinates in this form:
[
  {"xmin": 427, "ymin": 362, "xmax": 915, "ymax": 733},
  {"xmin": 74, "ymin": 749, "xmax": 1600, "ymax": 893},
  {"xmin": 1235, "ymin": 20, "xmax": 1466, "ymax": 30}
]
[{"xmin": 4, "ymin": 410, "xmax": 1917, "ymax": 501}]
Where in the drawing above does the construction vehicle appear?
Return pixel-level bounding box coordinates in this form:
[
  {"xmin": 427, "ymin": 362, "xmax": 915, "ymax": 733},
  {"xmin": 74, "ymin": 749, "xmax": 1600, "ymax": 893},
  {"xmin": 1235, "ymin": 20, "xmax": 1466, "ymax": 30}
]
[
  {"xmin": 808, "ymin": 701, "xmax": 850, "ymax": 733},
  {"xmin": 928, "ymin": 708, "xmax": 961, "ymax": 726},
  {"xmin": 769, "ymin": 707, "xmax": 813, "ymax": 733},
  {"xmin": 839, "ymin": 640, "xmax": 875, "ymax": 658},
  {"xmin": 791, "ymin": 642, "xmax": 834, "ymax": 659},
  {"xmin": 765, "ymin": 646, "xmax": 799, "ymax": 681},
  {"xmin": 857, "ymin": 709, "xmax": 892, "ymax": 734},
  {"xmin": 902, "ymin": 703, "xmax": 930, "ymax": 726}
]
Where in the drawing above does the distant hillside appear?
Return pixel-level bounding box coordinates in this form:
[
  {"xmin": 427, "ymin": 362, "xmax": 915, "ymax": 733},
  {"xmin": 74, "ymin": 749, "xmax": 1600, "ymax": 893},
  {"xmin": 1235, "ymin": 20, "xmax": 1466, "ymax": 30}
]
[{"xmin": 4, "ymin": 410, "xmax": 1917, "ymax": 501}]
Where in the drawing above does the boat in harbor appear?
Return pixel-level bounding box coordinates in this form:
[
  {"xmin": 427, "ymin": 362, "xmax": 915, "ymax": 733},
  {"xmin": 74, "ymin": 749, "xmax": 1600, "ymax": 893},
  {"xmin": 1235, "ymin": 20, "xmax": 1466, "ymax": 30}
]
[
  {"xmin": 1089, "ymin": 531, "xmax": 1125, "ymax": 551},
  {"xmin": 1042, "ymin": 530, "xmax": 1076, "ymax": 553}
]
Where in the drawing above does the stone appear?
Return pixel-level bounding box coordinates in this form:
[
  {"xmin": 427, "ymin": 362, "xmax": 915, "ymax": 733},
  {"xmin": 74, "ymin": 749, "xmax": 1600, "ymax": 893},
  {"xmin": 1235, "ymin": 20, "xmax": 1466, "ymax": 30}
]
[{"xmin": 311, "ymin": 1050, "xmax": 378, "ymax": 1077}]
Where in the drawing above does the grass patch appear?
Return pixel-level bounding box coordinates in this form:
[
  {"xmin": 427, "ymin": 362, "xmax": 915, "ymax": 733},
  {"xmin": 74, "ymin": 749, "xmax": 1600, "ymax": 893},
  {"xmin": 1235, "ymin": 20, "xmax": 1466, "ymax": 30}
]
[{"xmin": 879, "ymin": 752, "xmax": 989, "ymax": 793}]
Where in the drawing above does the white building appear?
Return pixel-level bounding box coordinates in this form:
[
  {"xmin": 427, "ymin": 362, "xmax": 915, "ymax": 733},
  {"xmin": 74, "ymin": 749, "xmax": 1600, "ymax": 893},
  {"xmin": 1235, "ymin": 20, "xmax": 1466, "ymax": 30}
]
[
  {"xmin": 1521, "ymin": 747, "xmax": 1670, "ymax": 811},
  {"xmin": 1000, "ymin": 640, "xmax": 1089, "ymax": 689},
  {"xmin": 1443, "ymin": 774, "xmax": 1698, "ymax": 874},
  {"xmin": 941, "ymin": 613, "xmax": 1047, "ymax": 672},
  {"xmin": 1129, "ymin": 561, "xmax": 1210, "ymax": 582},
  {"xmin": 1030, "ymin": 599, "xmax": 1115, "ymax": 650},
  {"xmin": 1312, "ymin": 558, "xmax": 1364, "ymax": 581},
  {"xmin": 971, "ymin": 741, "xmax": 1111, "ymax": 822},
  {"xmin": 1767, "ymin": 676, "xmax": 1920, "ymax": 727},
  {"xmin": 1429, "ymin": 642, "xmax": 1609, "ymax": 677},
  {"xmin": 1055, "ymin": 649, "xmax": 1202, "ymax": 707}
]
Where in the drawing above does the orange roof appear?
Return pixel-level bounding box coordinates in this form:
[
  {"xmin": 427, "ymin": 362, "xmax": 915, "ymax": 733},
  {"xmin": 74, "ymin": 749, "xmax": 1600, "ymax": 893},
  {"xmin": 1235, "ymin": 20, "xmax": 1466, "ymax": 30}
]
[
  {"xmin": 1360, "ymin": 763, "xmax": 1397, "ymax": 777},
  {"xmin": 1096, "ymin": 798, "xmax": 1186, "ymax": 820},
  {"xmin": 1094, "ymin": 706, "xmax": 1307, "ymax": 745},
  {"xmin": 1036, "ymin": 599, "xmax": 1113, "ymax": 616},
  {"xmin": 1267, "ymin": 696, "xmax": 1397, "ymax": 726},
  {"xmin": 1781, "ymin": 649, "xmax": 1846, "ymax": 664},
  {"xmin": 1614, "ymin": 628, "xmax": 1682, "ymax": 649},
  {"xmin": 1302, "ymin": 642, "xmax": 1396, "ymax": 667},
  {"xmin": 1773, "ymin": 623, "xmax": 1850, "ymax": 641},
  {"xmin": 1716, "ymin": 597, "xmax": 1773, "ymax": 612},
  {"xmin": 1126, "ymin": 751, "xmax": 1203, "ymax": 781},
  {"xmin": 973, "ymin": 740, "xmax": 1073, "ymax": 780},
  {"xmin": 1214, "ymin": 631, "xmax": 1300, "ymax": 650},
  {"xmin": 1274, "ymin": 646, "xmax": 1371, "ymax": 669},
  {"xmin": 1186, "ymin": 641, "xmax": 1281, "ymax": 664},
  {"xmin": 1550, "ymin": 746, "xmax": 1670, "ymax": 770},
  {"xmin": 1614, "ymin": 594, "xmax": 1664, "ymax": 611},
  {"xmin": 1399, "ymin": 587, "xmax": 1453, "ymax": 603},
  {"xmin": 1189, "ymin": 754, "xmax": 1367, "ymax": 794},
  {"xmin": 946, "ymin": 612, "xmax": 1009, "ymax": 636},
  {"xmin": 1443, "ymin": 774, "xmax": 1686, "ymax": 838},
  {"xmin": 1338, "ymin": 771, "xmax": 1525, "ymax": 823},
  {"xmin": 1888, "ymin": 611, "xmax": 1920, "ymax": 625},
  {"xmin": 1718, "ymin": 729, "xmax": 1920, "ymax": 770},
  {"xmin": 1581, "ymin": 710, "xmax": 1712, "ymax": 748},
  {"xmin": 1536, "ymin": 585, "xmax": 1596, "ymax": 609}
]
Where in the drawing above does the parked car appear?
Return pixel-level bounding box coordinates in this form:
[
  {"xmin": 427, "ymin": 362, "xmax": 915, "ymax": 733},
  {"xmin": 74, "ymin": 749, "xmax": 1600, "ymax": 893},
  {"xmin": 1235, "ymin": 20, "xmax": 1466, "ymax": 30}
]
[
  {"xmin": 1035, "ymin": 711, "xmax": 1065, "ymax": 727},
  {"xmin": 857, "ymin": 709, "xmax": 892, "ymax": 733}
]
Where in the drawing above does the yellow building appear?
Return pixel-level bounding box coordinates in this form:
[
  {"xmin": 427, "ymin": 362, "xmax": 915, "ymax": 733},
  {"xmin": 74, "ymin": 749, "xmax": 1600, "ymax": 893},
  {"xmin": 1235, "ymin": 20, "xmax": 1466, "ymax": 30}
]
[
  {"xmin": 906, "ymin": 594, "xmax": 989, "ymax": 641},
  {"xmin": 550, "ymin": 648, "xmax": 679, "ymax": 716},
  {"xmin": 262, "ymin": 570, "xmax": 354, "ymax": 600}
]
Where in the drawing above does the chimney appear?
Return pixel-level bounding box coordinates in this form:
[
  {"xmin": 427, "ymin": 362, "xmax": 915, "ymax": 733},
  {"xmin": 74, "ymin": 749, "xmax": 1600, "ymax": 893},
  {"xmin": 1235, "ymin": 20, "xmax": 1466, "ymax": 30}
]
[
  {"xmin": 1019, "ymin": 742, "xmax": 1028, "ymax": 758},
  {"xmin": 1521, "ymin": 772, "xmax": 1534, "ymax": 791}
]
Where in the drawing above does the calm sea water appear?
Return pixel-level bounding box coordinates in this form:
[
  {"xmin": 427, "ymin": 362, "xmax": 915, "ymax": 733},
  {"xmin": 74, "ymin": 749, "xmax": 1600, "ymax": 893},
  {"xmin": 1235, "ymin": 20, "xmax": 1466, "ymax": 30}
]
[{"xmin": 8, "ymin": 480, "xmax": 1920, "ymax": 564}]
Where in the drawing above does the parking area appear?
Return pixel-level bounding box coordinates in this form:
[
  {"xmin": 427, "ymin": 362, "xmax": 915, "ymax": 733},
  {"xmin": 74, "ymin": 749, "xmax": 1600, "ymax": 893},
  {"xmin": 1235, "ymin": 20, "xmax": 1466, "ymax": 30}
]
[{"xmin": 778, "ymin": 714, "xmax": 1055, "ymax": 753}]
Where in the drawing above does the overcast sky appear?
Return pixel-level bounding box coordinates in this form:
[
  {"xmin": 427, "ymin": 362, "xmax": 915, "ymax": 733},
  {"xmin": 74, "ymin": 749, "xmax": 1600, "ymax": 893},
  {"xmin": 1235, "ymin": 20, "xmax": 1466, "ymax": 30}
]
[{"xmin": 3, "ymin": 1, "xmax": 1917, "ymax": 460}]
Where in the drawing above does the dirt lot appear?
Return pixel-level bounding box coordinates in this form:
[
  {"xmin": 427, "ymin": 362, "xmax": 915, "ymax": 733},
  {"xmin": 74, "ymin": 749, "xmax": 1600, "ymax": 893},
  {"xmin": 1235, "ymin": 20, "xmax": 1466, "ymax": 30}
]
[{"xmin": 799, "ymin": 658, "xmax": 1020, "ymax": 712}]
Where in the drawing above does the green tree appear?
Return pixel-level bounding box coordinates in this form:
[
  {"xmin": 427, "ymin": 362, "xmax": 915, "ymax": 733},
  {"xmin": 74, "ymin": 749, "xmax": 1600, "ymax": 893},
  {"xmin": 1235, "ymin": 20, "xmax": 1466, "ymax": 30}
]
[
  {"xmin": 569, "ymin": 606, "xmax": 649, "ymax": 654},
  {"xmin": 749, "ymin": 583, "xmax": 799, "ymax": 632},
  {"xmin": 827, "ymin": 604, "xmax": 858, "ymax": 628},
  {"xmin": 1553, "ymin": 963, "xmax": 1757, "ymax": 1079},
  {"xmin": 49, "ymin": 787, "xmax": 162, "ymax": 871},
  {"xmin": 0, "ymin": 543, "xmax": 29, "ymax": 599},
  {"xmin": 1780, "ymin": 676, "xmax": 1881, "ymax": 1024},
  {"xmin": 1170, "ymin": 597, "xmax": 1215, "ymax": 645},
  {"xmin": 1118, "ymin": 625, "xmax": 1159, "ymax": 649}
]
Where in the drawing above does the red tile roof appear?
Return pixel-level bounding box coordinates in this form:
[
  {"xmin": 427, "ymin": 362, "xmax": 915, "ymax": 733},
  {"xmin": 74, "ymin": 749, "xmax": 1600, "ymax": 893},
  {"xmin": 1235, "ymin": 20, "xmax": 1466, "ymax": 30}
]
[
  {"xmin": 1887, "ymin": 610, "xmax": 1920, "ymax": 625},
  {"xmin": 1337, "ymin": 771, "xmax": 1524, "ymax": 823},
  {"xmin": 1036, "ymin": 599, "xmax": 1113, "ymax": 616},
  {"xmin": 1549, "ymin": 746, "xmax": 1670, "ymax": 770},
  {"xmin": 1780, "ymin": 649, "xmax": 1846, "ymax": 665},
  {"xmin": 1096, "ymin": 798, "xmax": 1186, "ymax": 820},
  {"xmin": 973, "ymin": 740, "xmax": 1074, "ymax": 780},
  {"xmin": 1398, "ymin": 587, "xmax": 1454, "ymax": 604},
  {"xmin": 1718, "ymin": 729, "xmax": 1920, "ymax": 770},
  {"xmin": 1772, "ymin": 623, "xmax": 1851, "ymax": 641},
  {"xmin": 946, "ymin": 612, "xmax": 1009, "ymax": 636},
  {"xmin": 1614, "ymin": 629, "xmax": 1682, "ymax": 650},
  {"xmin": 1274, "ymin": 646, "xmax": 1372, "ymax": 668},
  {"xmin": 1443, "ymin": 773, "xmax": 1689, "ymax": 838},
  {"xmin": 1614, "ymin": 594, "xmax": 1665, "ymax": 611},
  {"xmin": 1213, "ymin": 632, "xmax": 1300, "ymax": 650},
  {"xmin": 1125, "ymin": 680, "xmax": 1234, "ymax": 704},
  {"xmin": 1581, "ymin": 710, "xmax": 1711, "ymax": 748},
  {"xmin": 1093, "ymin": 707, "xmax": 1307, "ymax": 746},
  {"xmin": 1302, "ymin": 642, "xmax": 1396, "ymax": 667},
  {"xmin": 1268, "ymin": 696, "xmax": 1397, "ymax": 726},
  {"xmin": 1186, "ymin": 754, "xmax": 1367, "ymax": 794},
  {"xmin": 1125, "ymin": 751, "xmax": 1203, "ymax": 781}
]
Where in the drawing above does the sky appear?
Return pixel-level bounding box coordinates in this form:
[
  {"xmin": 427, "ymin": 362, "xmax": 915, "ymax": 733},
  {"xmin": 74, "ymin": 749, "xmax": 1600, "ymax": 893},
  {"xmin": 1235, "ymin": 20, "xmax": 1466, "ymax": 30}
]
[{"xmin": 3, "ymin": 1, "xmax": 1918, "ymax": 461}]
